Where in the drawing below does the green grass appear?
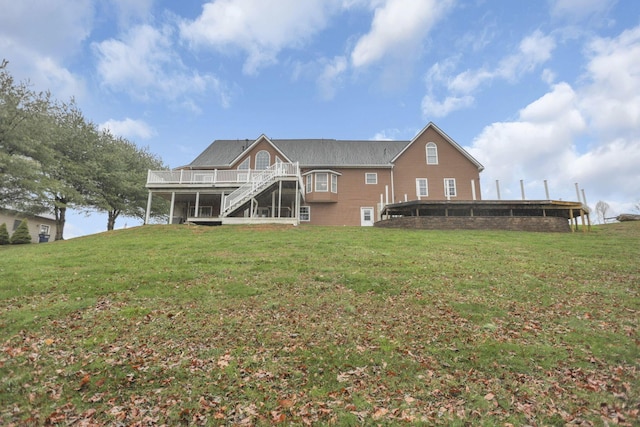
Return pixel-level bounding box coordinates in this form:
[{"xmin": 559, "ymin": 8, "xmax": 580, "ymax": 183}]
[{"xmin": 1, "ymin": 223, "xmax": 638, "ymax": 425}]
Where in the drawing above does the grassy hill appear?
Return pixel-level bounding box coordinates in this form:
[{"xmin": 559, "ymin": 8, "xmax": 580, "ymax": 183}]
[{"xmin": 1, "ymin": 223, "xmax": 638, "ymax": 425}]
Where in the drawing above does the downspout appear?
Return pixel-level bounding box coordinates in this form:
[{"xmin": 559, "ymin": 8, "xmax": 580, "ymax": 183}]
[{"xmin": 390, "ymin": 165, "xmax": 395, "ymax": 204}]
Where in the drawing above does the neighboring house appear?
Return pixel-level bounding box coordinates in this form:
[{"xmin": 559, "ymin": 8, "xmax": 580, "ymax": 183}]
[
  {"xmin": 0, "ymin": 208, "xmax": 57, "ymax": 242},
  {"xmin": 145, "ymin": 122, "xmax": 484, "ymax": 226}
]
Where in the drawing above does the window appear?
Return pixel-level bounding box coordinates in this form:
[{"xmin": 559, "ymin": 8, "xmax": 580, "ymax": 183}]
[
  {"xmin": 255, "ymin": 150, "xmax": 270, "ymax": 170},
  {"xmin": 426, "ymin": 142, "xmax": 438, "ymax": 165},
  {"xmin": 416, "ymin": 178, "xmax": 428, "ymax": 197},
  {"xmin": 300, "ymin": 206, "xmax": 310, "ymax": 222},
  {"xmin": 315, "ymin": 173, "xmax": 328, "ymax": 192},
  {"xmin": 237, "ymin": 157, "xmax": 250, "ymax": 181},
  {"xmin": 444, "ymin": 178, "xmax": 457, "ymax": 197},
  {"xmin": 306, "ymin": 175, "xmax": 312, "ymax": 193},
  {"xmin": 365, "ymin": 173, "xmax": 377, "ymax": 184},
  {"xmin": 331, "ymin": 174, "xmax": 338, "ymax": 193},
  {"xmin": 237, "ymin": 157, "xmax": 250, "ymax": 170}
]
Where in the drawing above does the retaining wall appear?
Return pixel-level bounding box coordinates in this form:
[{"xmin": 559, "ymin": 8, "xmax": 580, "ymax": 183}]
[{"xmin": 374, "ymin": 216, "xmax": 571, "ymax": 232}]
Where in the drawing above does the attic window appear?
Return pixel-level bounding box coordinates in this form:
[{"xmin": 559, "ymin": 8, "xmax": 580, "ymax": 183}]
[
  {"xmin": 238, "ymin": 157, "xmax": 250, "ymax": 170},
  {"xmin": 256, "ymin": 150, "xmax": 270, "ymax": 170},
  {"xmin": 426, "ymin": 142, "xmax": 438, "ymax": 165}
]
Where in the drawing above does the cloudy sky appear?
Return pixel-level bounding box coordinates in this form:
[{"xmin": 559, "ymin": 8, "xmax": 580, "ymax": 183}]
[{"xmin": 1, "ymin": 0, "xmax": 639, "ymax": 236}]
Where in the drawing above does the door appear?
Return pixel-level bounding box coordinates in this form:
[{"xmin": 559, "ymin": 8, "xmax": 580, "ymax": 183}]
[{"xmin": 360, "ymin": 207, "xmax": 374, "ymax": 226}]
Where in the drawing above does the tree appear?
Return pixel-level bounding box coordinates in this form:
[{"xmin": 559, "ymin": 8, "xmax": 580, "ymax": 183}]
[
  {"xmin": 90, "ymin": 132, "xmax": 168, "ymax": 230},
  {"xmin": 43, "ymin": 102, "xmax": 101, "ymax": 240},
  {"xmin": 0, "ymin": 223, "xmax": 9, "ymax": 245},
  {"xmin": 10, "ymin": 219, "xmax": 31, "ymax": 244},
  {"xmin": 595, "ymin": 201, "xmax": 610, "ymax": 224},
  {"xmin": 0, "ymin": 60, "xmax": 54, "ymax": 213}
]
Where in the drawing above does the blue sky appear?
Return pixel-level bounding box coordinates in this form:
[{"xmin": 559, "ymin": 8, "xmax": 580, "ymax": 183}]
[{"xmin": 1, "ymin": 0, "xmax": 639, "ymax": 237}]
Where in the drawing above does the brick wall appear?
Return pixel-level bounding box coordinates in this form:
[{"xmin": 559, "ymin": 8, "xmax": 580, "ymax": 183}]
[{"xmin": 374, "ymin": 216, "xmax": 571, "ymax": 232}]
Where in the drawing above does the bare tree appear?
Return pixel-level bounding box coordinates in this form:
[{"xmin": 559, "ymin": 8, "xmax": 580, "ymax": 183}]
[{"xmin": 595, "ymin": 201, "xmax": 610, "ymax": 224}]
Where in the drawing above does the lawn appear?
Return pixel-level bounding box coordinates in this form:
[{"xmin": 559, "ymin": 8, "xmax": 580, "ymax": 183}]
[{"xmin": 1, "ymin": 223, "xmax": 638, "ymax": 425}]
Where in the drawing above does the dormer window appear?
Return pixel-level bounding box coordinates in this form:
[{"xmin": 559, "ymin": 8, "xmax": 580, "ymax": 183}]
[{"xmin": 426, "ymin": 142, "xmax": 438, "ymax": 165}]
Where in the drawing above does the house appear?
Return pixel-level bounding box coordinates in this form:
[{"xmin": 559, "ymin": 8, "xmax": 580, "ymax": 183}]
[
  {"xmin": 145, "ymin": 122, "xmax": 484, "ymax": 226},
  {"xmin": 0, "ymin": 208, "xmax": 57, "ymax": 242}
]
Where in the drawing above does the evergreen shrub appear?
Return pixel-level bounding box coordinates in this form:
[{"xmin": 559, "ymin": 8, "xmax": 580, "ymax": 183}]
[
  {"xmin": 0, "ymin": 223, "xmax": 9, "ymax": 245},
  {"xmin": 10, "ymin": 219, "xmax": 32, "ymax": 244}
]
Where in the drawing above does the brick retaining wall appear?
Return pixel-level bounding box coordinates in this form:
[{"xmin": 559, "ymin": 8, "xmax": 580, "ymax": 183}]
[{"xmin": 374, "ymin": 216, "xmax": 571, "ymax": 232}]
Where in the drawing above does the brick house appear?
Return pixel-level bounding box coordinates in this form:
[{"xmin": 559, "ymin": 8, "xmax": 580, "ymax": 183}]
[{"xmin": 145, "ymin": 122, "xmax": 484, "ymax": 226}]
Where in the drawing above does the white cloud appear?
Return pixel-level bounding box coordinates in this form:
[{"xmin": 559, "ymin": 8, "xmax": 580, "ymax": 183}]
[
  {"xmin": 350, "ymin": 0, "xmax": 453, "ymax": 68},
  {"xmin": 108, "ymin": 0, "xmax": 154, "ymax": 27},
  {"xmin": 317, "ymin": 56, "xmax": 348, "ymax": 100},
  {"xmin": 99, "ymin": 118, "xmax": 156, "ymax": 140},
  {"xmin": 0, "ymin": 0, "xmax": 92, "ymax": 100},
  {"xmin": 422, "ymin": 94, "xmax": 474, "ymax": 118},
  {"xmin": 179, "ymin": 0, "xmax": 333, "ymax": 75},
  {"xmin": 422, "ymin": 30, "xmax": 556, "ymax": 118},
  {"xmin": 549, "ymin": 0, "xmax": 616, "ymax": 22},
  {"xmin": 469, "ymin": 25, "xmax": 640, "ymax": 207},
  {"xmin": 93, "ymin": 24, "xmax": 230, "ymax": 107},
  {"xmin": 0, "ymin": 0, "xmax": 93, "ymax": 59},
  {"xmin": 579, "ymin": 26, "xmax": 640, "ymax": 135}
]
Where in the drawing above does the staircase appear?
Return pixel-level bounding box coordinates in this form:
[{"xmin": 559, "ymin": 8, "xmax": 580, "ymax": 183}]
[{"xmin": 221, "ymin": 163, "xmax": 299, "ymax": 217}]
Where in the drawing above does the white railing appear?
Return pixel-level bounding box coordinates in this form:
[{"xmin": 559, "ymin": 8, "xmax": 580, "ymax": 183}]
[
  {"xmin": 147, "ymin": 163, "xmax": 299, "ymax": 185},
  {"xmin": 222, "ymin": 163, "xmax": 299, "ymax": 216}
]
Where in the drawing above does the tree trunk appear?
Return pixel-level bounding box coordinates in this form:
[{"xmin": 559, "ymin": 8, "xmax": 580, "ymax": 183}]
[
  {"xmin": 107, "ymin": 209, "xmax": 120, "ymax": 231},
  {"xmin": 54, "ymin": 202, "xmax": 66, "ymax": 241}
]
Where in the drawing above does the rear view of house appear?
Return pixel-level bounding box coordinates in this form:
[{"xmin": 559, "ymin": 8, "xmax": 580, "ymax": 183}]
[{"xmin": 145, "ymin": 122, "xmax": 484, "ymax": 226}]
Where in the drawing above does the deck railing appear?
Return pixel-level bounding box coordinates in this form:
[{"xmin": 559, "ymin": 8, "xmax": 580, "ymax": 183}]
[
  {"xmin": 147, "ymin": 163, "xmax": 299, "ymax": 186},
  {"xmin": 222, "ymin": 163, "xmax": 299, "ymax": 216}
]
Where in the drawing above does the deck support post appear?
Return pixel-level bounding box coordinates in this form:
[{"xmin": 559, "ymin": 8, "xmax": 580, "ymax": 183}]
[
  {"xmin": 194, "ymin": 192, "xmax": 200, "ymax": 218},
  {"xmin": 145, "ymin": 191, "xmax": 152, "ymax": 224},
  {"xmin": 278, "ymin": 180, "xmax": 283, "ymax": 218},
  {"xmin": 169, "ymin": 192, "xmax": 175, "ymax": 224}
]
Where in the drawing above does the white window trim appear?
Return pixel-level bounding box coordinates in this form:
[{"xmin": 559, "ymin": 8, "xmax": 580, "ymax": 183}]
[
  {"xmin": 365, "ymin": 173, "xmax": 378, "ymax": 184},
  {"xmin": 426, "ymin": 142, "xmax": 438, "ymax": 165},
  {"xmin": 444, "ymin": 178, "xmax": 457, "ymax": 198},
  {"xmin": 331, "ymin": 174, "xmax": 338, "ymax": 193},
  {"xmin": 315, "ymin": 172, "xmax": 329, "ymax": 192},
  {"xmin": 416, "ymin": 178, "xmax": 428, "ymax": 198},
  {"xmin": 237, "ymin": 157, "xmax": 250, "ymax": 170},
  {"xmin": 300, "ymin": 206, "xmax": 311, "ymax": 222},
  {"xmin": 255, "ymin": 150, "xmax": 270, "ymax": 170},
  {"xmin": 306, "ymin": 175, "xmax": 312, "ymax": 193}
]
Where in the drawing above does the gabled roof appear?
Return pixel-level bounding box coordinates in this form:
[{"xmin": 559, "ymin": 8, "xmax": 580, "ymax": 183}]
[
  {"xmin": 391, "ymin": 122, "xmax": 484, "ymax": 171},
  {"xmin": 187, "ymin": 138, "xmax": 409, "ymax": 168},
  {"xmin": 185, "ymin": 122, "xmax": 483, "ymax": 171}
]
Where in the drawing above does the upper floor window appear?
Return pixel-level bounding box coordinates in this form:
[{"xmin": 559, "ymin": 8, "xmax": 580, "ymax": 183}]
[
  {"xmin": 315, "ymin": 173, "xmax": 328, "ymax": 192},
  {"xmin": 365, "ymin": 173, "xmax": 378, "ymax": 184},
  {"xmin": 255, "ymin": 150, "xmax": 270, "ymax": 170},
  {"xmin": 237, "ymin": 157, "xmax": 250, "ymax": 170},
  {"xmin": 416, "ymin": 178, "xmax": 428, "ymax": 197},
  {"xmin": 306, "ymin": 175, "xmax": 312, "ymax": 193},
  {"xmin": 331, "ymin": 174, "xmax": 338, "ymax": 193},
  {"xmin": 426, "ymin": 142, "xmax": 438, "ymax": 165},
  {"xmin": 444, "ymin": 178, "xmax": 457, "ymax": 198}
]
